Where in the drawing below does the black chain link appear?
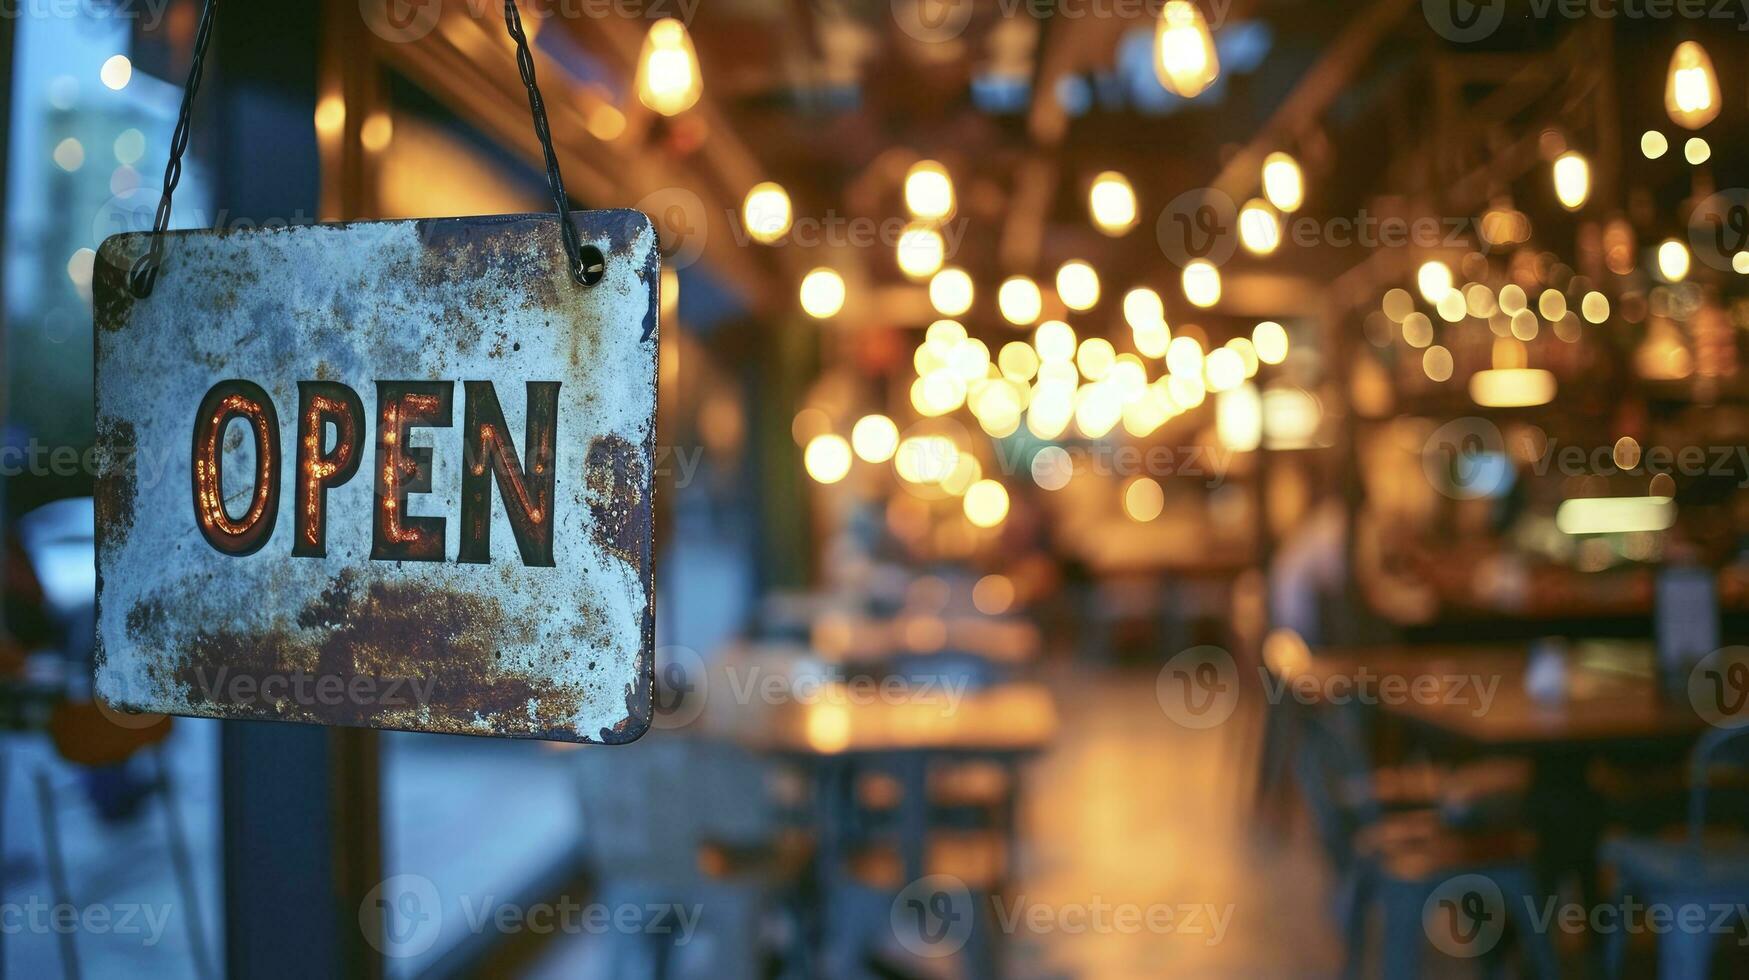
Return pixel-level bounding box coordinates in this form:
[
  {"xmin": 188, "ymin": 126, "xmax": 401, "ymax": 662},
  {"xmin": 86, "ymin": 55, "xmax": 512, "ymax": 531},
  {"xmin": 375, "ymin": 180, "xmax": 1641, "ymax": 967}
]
[
  {"xmin": 127, "ymin": 0, "xmax": 601, "ymax": 299},
  {"xmin": 126, "ymin": 0, "xmax": 217, "ymax": 299}
]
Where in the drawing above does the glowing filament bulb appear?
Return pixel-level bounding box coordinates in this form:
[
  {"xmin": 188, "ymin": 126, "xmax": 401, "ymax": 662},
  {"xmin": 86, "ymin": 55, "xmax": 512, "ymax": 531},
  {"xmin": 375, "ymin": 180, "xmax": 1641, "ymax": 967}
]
[
  {"xmin": 1089, "ymin": 171, "xmax": 1139, "ymax": 235},
  {"xmin": 636, "ymin": 19, "xmax": 702, "ymax": 116},
  {"xmin": 1261, "ymin": 152, "xmax": 1304, "ymax": 212},
  {"xmin": 1552, "ymin": 152, "xmax": 1589, "ymax": 211},
  {"xmin": 1665, "ymin": 41, "xmax": 1720, "ymax": 130},
  {"xmin": 1153, "ymin": 0, "xmax": 1219, "ymax": 98}
]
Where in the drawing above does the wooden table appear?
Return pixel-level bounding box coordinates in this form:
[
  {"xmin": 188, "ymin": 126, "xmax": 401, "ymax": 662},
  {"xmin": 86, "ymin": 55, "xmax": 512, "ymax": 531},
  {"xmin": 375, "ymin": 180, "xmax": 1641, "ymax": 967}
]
[
  {"xmin": 699, "ymin": 652, "xmax": 1058, "ymax": 884},
  {"xmin": 1269, "ymin": 639, "xmax": 1712, "ymax": 904},
  {"xmin": 1268, "ymin": 641, "xmax": 1708, "ymax": 750},
  {"xmin": 806, "ymin": 612, "xmax": 1043, "ymax": 666}
]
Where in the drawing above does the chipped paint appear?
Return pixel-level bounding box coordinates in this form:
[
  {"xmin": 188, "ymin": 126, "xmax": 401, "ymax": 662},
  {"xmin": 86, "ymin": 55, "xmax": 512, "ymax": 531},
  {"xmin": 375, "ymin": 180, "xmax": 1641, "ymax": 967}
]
[{"xmin": 92, "ymin": 212, "xmax": 657, "ymax": 743}]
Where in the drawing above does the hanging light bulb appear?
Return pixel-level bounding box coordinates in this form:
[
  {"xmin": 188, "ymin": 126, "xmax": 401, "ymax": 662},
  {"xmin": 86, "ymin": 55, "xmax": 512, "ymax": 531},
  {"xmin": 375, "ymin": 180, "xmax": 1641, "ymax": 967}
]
[
  {"xmin": 904, "ymin": 160, "xmax": 955, "ymax": 222},
  {"xmin": 1238, "ymin": 198, "xmax": 1280, "ymax": 255},
  {"xmin": 1089, "ymin": 171, "xmax": 1139, "ymax": 235},
  {"xmin": 1182, "ymin": 259, "xmax": 1221, "ymax": 308},
  {"xmin": 1056, "ymin": 260, "xmax": 1100, "ymax": 311},
  {"xmin": 1126, "ymin": 288, "xmax": 1170, "ymax": 357},
  {"xmin": 1551, "ymin": 151, "xmax": 1589, "ymax": 211},
  {"xmin": 851, "ymin": 415, "xmax": 899, "ymax": 463},
  {"xmin": 1252, "ymin": 321, "xmax": 1288, "ymax": 365},
  {"xmin": 804, "ymin": 435, "xmax": 853, "ymax": 484},
  {"xmin": 1664, "ymin": 41, "xmax": 1720, "ymax": 130},
  {"xmin": 929, "ymin": 267, "xmax": 974, "ymax": 316},
  {"xmin": 1261, "ymin": 152, "xmax": 1304, "ymax": 213},
  {"xmin": 1123, "ymin": 286, "xmax": 1165, "ymax": 330},
  {"xmin": 963, "ymin": 479, "xmax": 1010, "ymax": 528},
  {"xmin": 1153, "ymin": 0, "xmax": 1219, "ymax": 98},
  {"xmin": 998, "ymin": 276, "xmax": 1043, "ymax": 326},
  {"xmin": 1657, "ymin": 239, "xmax": 1690, "ymax": 282},
  {"xmin": 636, "ymin": 18, "xmax": 702, "ymax": 116},
  {"xmin": 799, "ymin": 267, "xmax": 846, "ymax": 318},
  {"xmin": 1416, "ymin": 260, "xmax": 1453, "ymax": 304},
  {"xmin": 896, "ymin": 223, "xmax": 946, "ymax": 280},
  {"xmin": 741, "ymin": 182, "xmax": 792, "ymax": 244}
]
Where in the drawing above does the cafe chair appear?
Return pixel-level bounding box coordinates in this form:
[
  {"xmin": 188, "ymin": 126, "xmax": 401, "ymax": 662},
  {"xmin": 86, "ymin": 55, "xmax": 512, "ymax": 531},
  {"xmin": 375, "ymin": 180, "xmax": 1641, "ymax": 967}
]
[
  {"xmin": 574, "ymin": 738, "xmax": 811, "ymax": 980},
  {"xmin": 1600, "ymin": 725, "xmax": 1749, "ymax": 980},
  {"xmin": 845, "ymin": 830, "xmax": 1007, "ymax": 980},
  {"xmin": 1292, "ymin": 703, "xmax": 1559, "ymax": 979},
  {"xmin": 1255, "ymin": 636, "xmax": 1531, "ymax": 833}
]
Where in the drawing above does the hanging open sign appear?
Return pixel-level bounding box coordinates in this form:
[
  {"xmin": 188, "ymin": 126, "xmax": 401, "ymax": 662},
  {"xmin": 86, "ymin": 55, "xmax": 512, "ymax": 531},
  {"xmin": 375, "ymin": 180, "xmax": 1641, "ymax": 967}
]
[{"xmin": 92, "ymin": 212, "xmax": 658, "ymax": 743}]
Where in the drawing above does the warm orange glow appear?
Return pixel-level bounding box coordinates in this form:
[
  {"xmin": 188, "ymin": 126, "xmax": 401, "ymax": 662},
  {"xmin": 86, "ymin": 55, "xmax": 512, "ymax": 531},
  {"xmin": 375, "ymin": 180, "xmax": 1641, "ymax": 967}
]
[
  {"xmin": 1153, "ymin": 0, "xmax": 1219, "ymax": 98},
  {"xmin": 637, "ymin": 18, "xmax": 703, "ymax": 116},
  {"xmin": 196, "ymin": 394, "xmax": 277, "ymax": 544},
  {"xmin": 296, "ymin": 392, "xmax": 361, "ymax": 554},
  {"xmin": 972, "ymin": 574, "xmax": 1015, "ymax": 614},
  {"xmin": 1665, "ymin": 41, "xmax": 1720, "ymax": 130}
]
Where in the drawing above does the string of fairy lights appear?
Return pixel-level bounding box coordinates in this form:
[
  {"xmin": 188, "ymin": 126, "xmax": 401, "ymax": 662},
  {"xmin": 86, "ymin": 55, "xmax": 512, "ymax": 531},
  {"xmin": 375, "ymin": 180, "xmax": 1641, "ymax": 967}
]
[
  {"xmin": 1362, "ymin": 38, "xmax": 1739, "ymax": 415},
  {"xmin": 724, "ymin": 3, "xmax": 1307, "ymax": 532},
  {"xmin": 634, "ymin": 15, "xmax": 1739, "ymax": 535}
]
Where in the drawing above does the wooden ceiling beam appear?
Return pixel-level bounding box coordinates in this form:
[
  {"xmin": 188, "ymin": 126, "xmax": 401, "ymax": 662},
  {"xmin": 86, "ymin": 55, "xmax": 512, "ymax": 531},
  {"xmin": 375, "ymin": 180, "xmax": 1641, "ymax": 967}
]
[
  {"xmin": 370, "ymin": 5, "xmax": 780, "ymax": 311},
  {"xmin": 1210, "ymin": 0, "xmax": 1416, "ymax": 202}
]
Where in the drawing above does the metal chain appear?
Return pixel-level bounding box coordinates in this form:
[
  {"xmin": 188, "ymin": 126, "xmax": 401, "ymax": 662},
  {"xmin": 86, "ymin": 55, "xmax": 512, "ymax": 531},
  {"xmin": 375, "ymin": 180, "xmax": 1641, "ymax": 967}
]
[
  {"xmin": 503, "ymin": 0, "xmax": 602, "ymax": 286},
  {"xmin": 126, "ymin": 0, "xmax": 217, "ymax": 299},
  {"xmin": 127, "ymin": 0, "xmax": 601, "ymax": 299}
]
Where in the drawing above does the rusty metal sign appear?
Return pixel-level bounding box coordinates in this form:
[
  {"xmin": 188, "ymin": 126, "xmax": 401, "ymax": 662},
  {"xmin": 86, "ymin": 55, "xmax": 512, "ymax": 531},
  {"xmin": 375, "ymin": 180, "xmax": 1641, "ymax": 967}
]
[{"xmin": 91, "ymin": 212, "xmax": 657, "ymax": 743}]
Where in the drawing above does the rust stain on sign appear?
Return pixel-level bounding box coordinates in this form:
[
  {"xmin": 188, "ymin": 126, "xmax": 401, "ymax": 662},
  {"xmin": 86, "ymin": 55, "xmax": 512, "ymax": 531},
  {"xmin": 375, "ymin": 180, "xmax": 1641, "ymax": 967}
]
[{"xmin": 92, "ymin": 212, "xmax": 658, "ymax": 743}]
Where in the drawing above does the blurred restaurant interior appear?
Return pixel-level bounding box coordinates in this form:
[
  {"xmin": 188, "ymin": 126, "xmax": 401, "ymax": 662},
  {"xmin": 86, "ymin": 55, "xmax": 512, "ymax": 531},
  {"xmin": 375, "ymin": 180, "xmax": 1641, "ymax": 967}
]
[{"xmin": 5, "ymin": 0, "xmax": 1749, "ymax": 977}]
